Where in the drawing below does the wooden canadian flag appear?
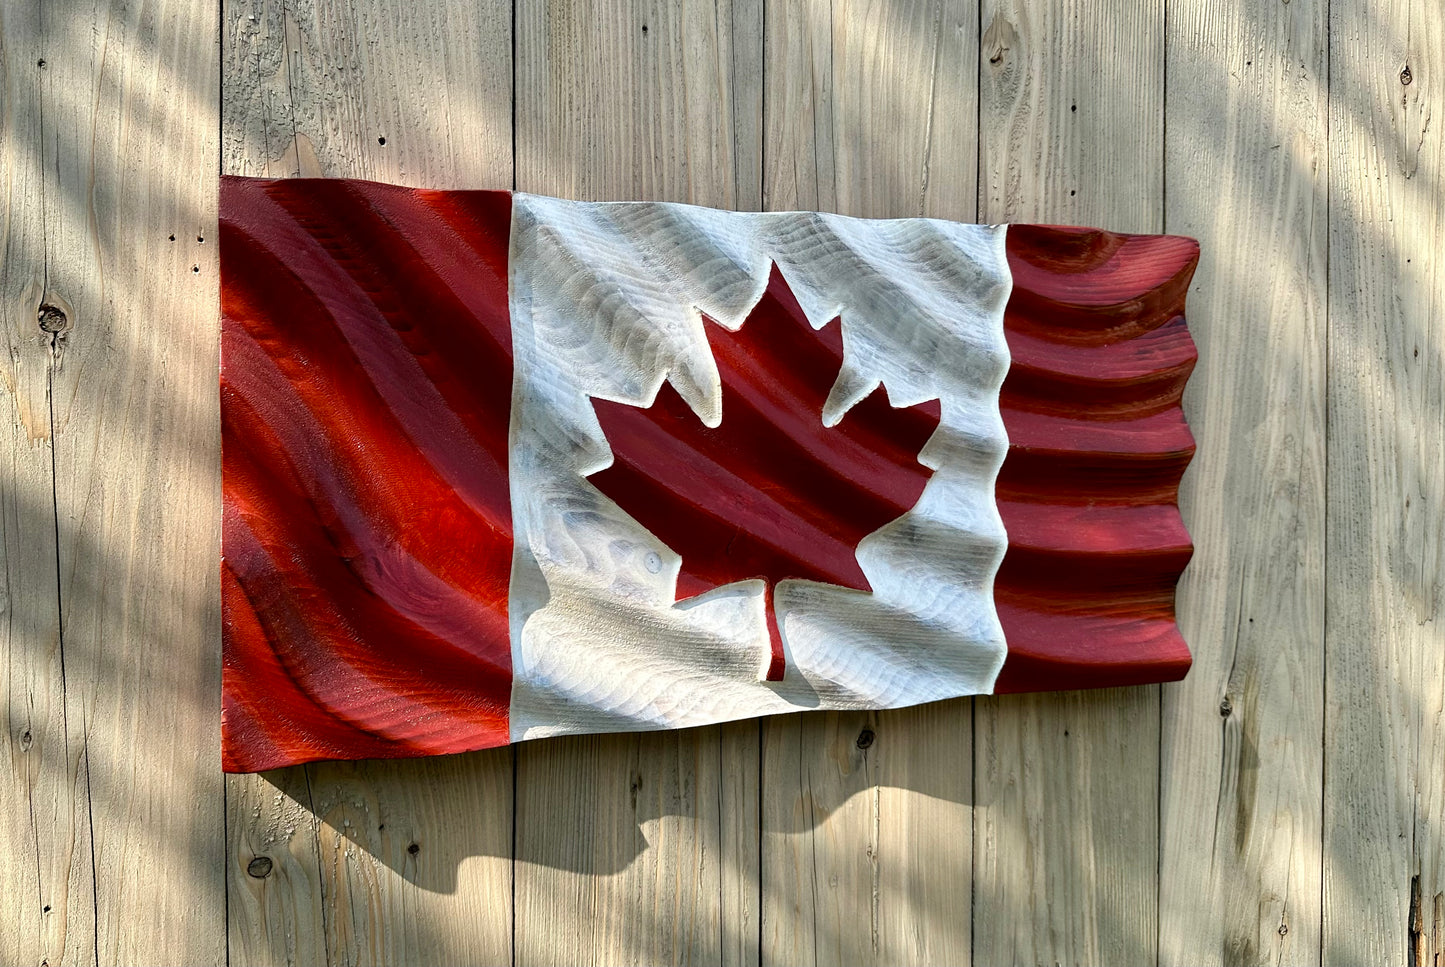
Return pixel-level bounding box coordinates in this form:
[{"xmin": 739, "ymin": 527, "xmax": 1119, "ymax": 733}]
[{"xmin": 220, "ymin": 177, "xmax": 1199, "ymax": 773}]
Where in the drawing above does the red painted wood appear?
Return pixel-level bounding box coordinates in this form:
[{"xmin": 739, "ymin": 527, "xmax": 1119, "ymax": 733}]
[
  {"xmin": 220, "ymin": 178, "xmax": 515, "ymax": 772},
  {"xmin": 993, "ymin": 224, "xmax": 1199, "ymax": 693},
  {"xmin": 588, "ymin": 268, "xmax": 942, "ymax": 680}
]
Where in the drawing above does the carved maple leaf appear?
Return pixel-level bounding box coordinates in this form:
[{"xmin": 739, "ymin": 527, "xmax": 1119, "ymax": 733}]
[{"xmin": 588, "ymin": 267, "xmax": 942, "ymax": 681}]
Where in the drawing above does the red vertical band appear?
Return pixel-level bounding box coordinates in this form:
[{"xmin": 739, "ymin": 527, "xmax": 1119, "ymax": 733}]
[
  {"xmin": 220, "ymin": 178, "xmax": 515, "ymax": 772},
  {"xmin": 994, "ymin": 225, "xmax": 1199, "ymax": 692}
]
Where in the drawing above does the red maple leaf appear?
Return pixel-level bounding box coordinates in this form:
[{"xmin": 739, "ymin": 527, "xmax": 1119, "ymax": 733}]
[{"xmin": 588, "ymin": 268, "xmax": 942, "ymax": 681}]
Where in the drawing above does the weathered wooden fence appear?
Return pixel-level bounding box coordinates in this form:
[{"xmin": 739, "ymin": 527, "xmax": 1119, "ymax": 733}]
[{"xmin": 2, "ymin": 0, "xmax": 1441, "ymax": 963}]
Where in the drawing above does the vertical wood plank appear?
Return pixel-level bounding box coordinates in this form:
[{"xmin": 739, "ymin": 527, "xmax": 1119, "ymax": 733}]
[
  {"xmin": 514, "ymin": 728, "xmax": 745, "ymax": 966},
  {"xmin": 978, "ymin": 1, "xmax": 1162, "ymax": 232},
  {"xmin": 0, "ymin": 4, "xmax": 97, "ymax": 963},
  {"xmin": 1325, "ymin": 1, "xmax": 1445, "ymax": 964},
  {"xmin": 720, "ymin": 719, "xmax": 764, "ymax": 967},
  {"xmin": 761, "ymin": 704, "xmax": 975, "ymax": 967},
  {"xmin": 514, "ymin": 0, "xmax": 763, "ymax": 207},
  {"xmin": 512, "ymin": 0, "xmax": 762, "ymax": 961},
  {"xmin": 974, "ymin": 1, "xmax": 1164, "ymax": 963},
  {"xmin": 221, "ymin": 0, "xmax": 515, "ymax": 963},
  {"xmin": 226, "ymin": 769, "xmax": 329, "ymax": 967},
  {"xmin": 18, "ymin": 0, "xmax": 227, "ymax": 962},
  {"xmin": 223, "ymin": 0, "xmax": 511, "ymax": 183},
  {"xmin": 758, "ymin": 1, "xmax": 978, "ymax": 963},
  {"xmin": 762, "ymin": 0, "xmax": 979, "ymax": 220},
  {"xmin": 307, "ymin": 757, "xmax": 514, "ymax": 966},
  {"xmin": 1159, "ymin": 1, "xmax": 1329, "ymax": 963}
]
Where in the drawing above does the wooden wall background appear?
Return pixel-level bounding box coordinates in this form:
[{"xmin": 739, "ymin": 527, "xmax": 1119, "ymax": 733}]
[{"xmin": 2, "ymin": 0, "xmax": 1441, "ymax": 963}]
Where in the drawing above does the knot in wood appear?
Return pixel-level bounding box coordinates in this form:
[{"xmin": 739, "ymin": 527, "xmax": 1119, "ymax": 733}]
[
  {"xmin": 407, "ymin": 842, "xmax": 420, "ymax": 856},
  {"xmin": 38, "ymin": 304, "xmax": 67, "ymax": 333},
  {"xmin": 855, "ymin": 727, "xmax": 875, "ymax": 750},
  {"xmin": 246, "ymin": 855, "xmax": 273, "ymax": 878},
  {"xmin": 1219, "ymin": 697, "xmax": 1233, "ymax": 717},
  {"xmin": 1401, "ymin": 65, "xmax": 1413, "ymax": 86}
]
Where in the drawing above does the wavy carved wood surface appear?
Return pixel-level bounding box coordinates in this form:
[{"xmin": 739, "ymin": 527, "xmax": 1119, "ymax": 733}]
[
  {"xmin": 995, "ymin": 224, "xmax": 1198, "ymax": 691},
  {"xmin": 219, "ymin": 177, "xmax": 1197, "ymax": 772},
  {"xmin": 221, "ymin": 179, "xmax": 516, "ymax": 771}
]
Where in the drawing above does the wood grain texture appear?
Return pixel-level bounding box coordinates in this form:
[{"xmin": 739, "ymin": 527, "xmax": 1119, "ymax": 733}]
[
  {"xmin": 974, "ymin": 0, "xmax": 1163, "ymax": 963},
  {"xmin": 1325, "ymin": 1, "xmax": 1445, "ymax": 964},
  {"xmin": 1160, "ymin": 1, "xmax": 1329, "ymax": 963},
  {"xmin": 220, "ymin": 179, "xmax": 515, "ymax": 771},
  {"xmin": 6, "ymin": 0, "xmax": 1439, "ymax": 962},
  {"xmin": 762, "ymin": 0, "xmax": 979, "ymax": 221},
  {"xmin": 515, "ymin": 0, "xmax": 763, "ymax": 208},
  {"xmin": 306, "ymin": 756, "xmax": 515, "ymax": 966},
  {"xmin": 995, "ymin": 226, "xmax": 1198, "ymax": 692},
  {"xmin": 222, "ymin": 0, "xmax": 510, "ymax": 183},
  {"xmin": 512, "ymin": 0, "xmax": 762, "ymax": 962},
  {"xmin": 759, "ymin": 1, "xmax": 979, "ymax": 962},
  {"xmin": 0, "ymin": 0, "xmax": 228, "ymax": 963},
  {"xmin": 226, "ymin": 769, "xmax": 328, "ymax": 967},
  {"xmin": 221, "ymin": 1, "xmax": 515, "ymax": 963},
  {"xmin": 505, "ymin": 198, "xmax": 1011, "ymax": 740},
  {"xmin": 215, "ymin": 183, "xmax": 1197, "ymax": 760},
  {"xmin": 515, "ymin": 729, "xmax": 737, "ymax": 965},
  {"xmin": 718, "ymin": 718, "xmax": 762, "ymax": 967},
  {"xmin": 762, "ymin": 705, "xmax": 973, "ymax": 966},
  {"xmin": 0, "ymin": 5, "xmax": 95, "ymax": 963},
  {"xmin": 586, "ymin": 267, "xmax": 946, "ymax": 684}
]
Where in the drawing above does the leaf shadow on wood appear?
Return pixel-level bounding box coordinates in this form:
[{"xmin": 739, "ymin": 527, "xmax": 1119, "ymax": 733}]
[
  {"xmin": 1160, "ymin": 0, "xmax": 1442, "ymax": 963},
  {"xmin": 2, "ymin": 1, "xmax": 227, "ymax": 962}
]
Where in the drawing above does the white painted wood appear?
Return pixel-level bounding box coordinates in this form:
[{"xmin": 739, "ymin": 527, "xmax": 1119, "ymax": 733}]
[
  {"xmin": 1159, "ymin": 1, "xmax": 1329, "ymax": 963},
  {"xmin": 1325, "ymin": 1, "xmax": 1445, "ymax": 964},
  {"xmin": 758, "ymin": 2, "xmax": 981, "ymax": 962},
  {"xmin": 974, "ymin": 1, "xmax": 1164, "ymax": 963},
  {"xmin": 507, "ymin": 197, "xmax": 1011, "ymax": 739}
]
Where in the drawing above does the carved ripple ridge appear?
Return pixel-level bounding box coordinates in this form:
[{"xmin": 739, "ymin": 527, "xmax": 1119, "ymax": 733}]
[{"xmin": 993, "ymin": 224, "xmax": 1200, "ymax": 692}]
